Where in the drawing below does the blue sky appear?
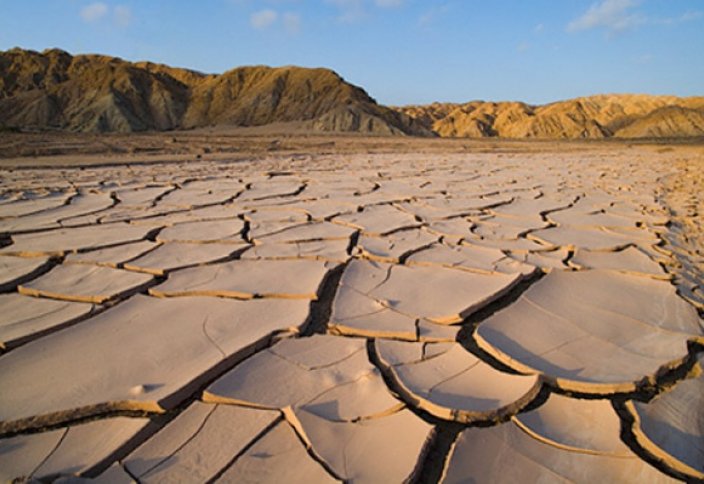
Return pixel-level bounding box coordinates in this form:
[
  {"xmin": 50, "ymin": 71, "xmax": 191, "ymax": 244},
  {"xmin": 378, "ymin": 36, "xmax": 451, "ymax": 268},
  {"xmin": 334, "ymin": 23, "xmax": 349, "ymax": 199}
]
[{"xmin": 1, "ymin": 0, "xmax": 702, "ymax": 105}]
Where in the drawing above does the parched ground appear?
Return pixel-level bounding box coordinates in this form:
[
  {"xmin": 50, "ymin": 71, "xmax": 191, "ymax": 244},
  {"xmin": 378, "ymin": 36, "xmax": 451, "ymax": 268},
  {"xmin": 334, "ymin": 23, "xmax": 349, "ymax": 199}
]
[{"xmin": 0, "ymin": 143, "xmax": 702, "ymax": 483}]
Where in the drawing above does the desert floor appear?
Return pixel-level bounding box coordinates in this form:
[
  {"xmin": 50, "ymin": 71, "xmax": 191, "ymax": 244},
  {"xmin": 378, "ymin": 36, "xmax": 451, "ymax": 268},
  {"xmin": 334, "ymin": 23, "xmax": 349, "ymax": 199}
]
[{"xmin": 0, "ymin": 137, "xmax": 702, "ymax": 482}]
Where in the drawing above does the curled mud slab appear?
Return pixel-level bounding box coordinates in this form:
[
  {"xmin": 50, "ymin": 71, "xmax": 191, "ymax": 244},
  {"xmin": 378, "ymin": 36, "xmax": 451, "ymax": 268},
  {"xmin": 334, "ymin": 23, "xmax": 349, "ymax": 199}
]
[
  {"xmin": 474, "ymin": 269, "xmax": 702, "ymax": 395},
  {"xmin": 373, "ymin": 340, "xmax": 542, "ymax": 423},
  {"xmin": 621, "ymin": 354, "xmax": 704, "ymax": 481}
]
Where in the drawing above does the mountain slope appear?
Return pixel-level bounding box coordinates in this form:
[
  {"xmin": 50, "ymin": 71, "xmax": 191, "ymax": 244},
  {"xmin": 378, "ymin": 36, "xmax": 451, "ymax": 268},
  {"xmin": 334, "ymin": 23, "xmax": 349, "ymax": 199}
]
[
  {"xmin": 2, "ymin": 48, "xmax": 702, "ymax": 138},
  {"xmin": 396, "ymin": 94, "xmax": 704, "ymax": 139},
  {"xmin": 0, "ymin": 48, "xmax": 427, "ymax": 135},
  {"xmin": 614, "ymin": 105, "xmax": 704, "ymax": 138}
]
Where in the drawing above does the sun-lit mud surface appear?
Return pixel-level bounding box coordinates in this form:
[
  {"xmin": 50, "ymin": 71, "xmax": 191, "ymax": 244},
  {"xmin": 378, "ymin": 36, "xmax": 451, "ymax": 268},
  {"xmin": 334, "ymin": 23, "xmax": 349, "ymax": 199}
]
[{"xmin": 0, "ymin": 151, "xmax": 702, "ymax": 482}]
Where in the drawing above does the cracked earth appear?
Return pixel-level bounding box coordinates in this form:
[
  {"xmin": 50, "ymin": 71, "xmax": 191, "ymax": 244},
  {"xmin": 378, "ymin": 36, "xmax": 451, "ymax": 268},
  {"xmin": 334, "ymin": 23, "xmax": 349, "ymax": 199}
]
[{"xmin": 0, "ymin": 149, "xmax": 703, "ymax": 483}]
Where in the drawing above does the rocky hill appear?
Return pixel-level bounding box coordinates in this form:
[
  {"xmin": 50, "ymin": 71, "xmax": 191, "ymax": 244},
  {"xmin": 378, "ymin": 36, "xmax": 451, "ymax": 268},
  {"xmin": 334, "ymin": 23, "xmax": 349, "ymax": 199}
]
[
  {"xmin": 395, "ymin": 94, "xmax": 704, "ymax": 139},
  {"xmin": 0, "ymin": 48, "xmax": 427, "ymax": 135},
  {"xmin": 1, "ymin": 48, "xmax": 702, "ymax": 138}
]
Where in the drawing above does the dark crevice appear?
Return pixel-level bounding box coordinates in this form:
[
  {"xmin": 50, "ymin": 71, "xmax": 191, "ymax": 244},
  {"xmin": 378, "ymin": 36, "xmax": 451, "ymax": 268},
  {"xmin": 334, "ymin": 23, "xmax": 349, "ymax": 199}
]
[
  {"xmin": 282, "ymin": 413, "xmax": 347, "ymax": 483},
  {"xmin": 28, "ymin": 428, "xmax": 69, "ymax": 480},
  {"xmin": 365, "ymin": 337, "xmax": 539, "ymax": 484},
  {"xmin": 206, "ymin": 416, "xmax": 285, "ymax": 484},
  {"xmin": 398, "ymin": 241, "xmax": 437, "ymax": 265},
  {"xmin": 240, "ymin": 216, "xmax": 252, "ymax": 244},
  {"xmin": 3, "ymin": 198, "xmax": 125, "ymax": 237},
  {"xmin": 0, "ymin": 302, "xmax": 100, "ymax": 355},
  {"xmin": 136, "ymin": 244, "xmax": 251, "ymax": 278},
  {"xmin": 366, "ymin": 339, "xmax": 537, "ymax": 428},
  {"xmin": 546, "ymin": 343, "xmax": 704, "ymax": 402},
  {"xmin": 460, "ymin": 269, "xmax": 545, "ymax": 326},
  {"xmin": 81, "ymin": 420, "xmax": 163, "ymax": 479},
  {"xmin": 249, "ymin": 185, "xmax": 307, "ymax": 203},
  {"xmin": 0, "ymin": 406, "xmax": 156, "ymax": 439},
  {"xmin": 235, "ymin": 182, "xmax": 254, "ymax": 200},
  {"xmin": 456, "ymin": 270, "xmax": 547, "ymax": 375},
  {"xmin": 515, "ymin": 385, "xmax": 551, "ymax": 414},
  {"xmin": 120, "ymin": 463, "xmax": 141, "ymax": 483},
  {"xmin": 379, "ymin": 223, "xmax": 428, "ymax": 238},
  {"xmin": 117, "ymin": 242, "xmax": 163, "ymax": 268},
  {"xmin": 118, "ymin": 406, "xmax": 218, "ymax": 480},
  {"xmin": 292, "ymin": 182, "xmax": 308, "ymax": 198},
  {"xmin": 323, "ymin": 210, "xmax": 355, "ymax": 222},
  {"xmin": 356, "ymin": 182, "xmax": 380, "ymax": 196},
  {"xmin": 98, "ymin": 277, "xmax": 164, "ymax": 308},
  {"xmin": 62, "ymin": 191, "xmax": 123, "ymax": 224},
  {"xmin": 346, "ymin": 230, "xmax": 360, "ymax": 256},
  {"xmin": 0, "ymin": 325, "xmax": 302, "ymax": 450},
  {"xmin": 300, "ymin": 262, "xmax": 347, "ymax": 337},
  {"xmin": 563, "ymin": 248, "xmax": 576, "ymax": 266},
  {"xmin": 612, "ymin": 400, "xmax": 695, "ymax": 483},
  {"xmin": 0, "ymin": 255, "xmax": 59, "ymax": 293},
  {"xmin": 150, "ymin": 185, "xmax": 178, "ymax": 206},
  {"xmin": 143, "ymin": 226, "xmax": 165, "ymax": 242},
  {"xmin": 407, "ymin": 423, "xmax": 463, "ymax": 484},
  {"xmin": 0, "ymin": 233, "xmax": 13, "ymax": 248}
]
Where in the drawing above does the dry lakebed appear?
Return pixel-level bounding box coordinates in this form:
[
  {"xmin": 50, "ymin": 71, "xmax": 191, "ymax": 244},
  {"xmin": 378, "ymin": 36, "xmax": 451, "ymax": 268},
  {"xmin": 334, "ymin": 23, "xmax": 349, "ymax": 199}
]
[{"xmin": 0, "ymin": 144, "xmax": 703, "ymax": 483}]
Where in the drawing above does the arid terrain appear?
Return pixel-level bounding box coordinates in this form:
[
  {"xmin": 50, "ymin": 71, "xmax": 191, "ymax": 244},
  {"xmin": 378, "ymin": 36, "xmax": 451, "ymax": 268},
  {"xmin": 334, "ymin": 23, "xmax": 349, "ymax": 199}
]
[
  {"xmin": 0, "ymin": 136, "xmax": 702, "ymax": 482},
  {"xmin": 2, "ymin": 48, "xmax": 704, "ymax": 139}
]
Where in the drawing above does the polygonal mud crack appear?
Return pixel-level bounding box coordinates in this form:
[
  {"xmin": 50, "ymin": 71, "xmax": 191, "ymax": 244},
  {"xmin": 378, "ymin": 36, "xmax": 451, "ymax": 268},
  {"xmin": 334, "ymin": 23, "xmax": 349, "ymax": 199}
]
[{"xmin": 1, "ymin": 151, "xmax": 702, "ymax": 483}]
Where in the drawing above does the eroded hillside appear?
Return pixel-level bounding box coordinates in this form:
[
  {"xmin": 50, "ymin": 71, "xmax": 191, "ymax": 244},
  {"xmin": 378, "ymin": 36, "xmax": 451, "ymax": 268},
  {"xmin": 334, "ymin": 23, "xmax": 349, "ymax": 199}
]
[
  {"xmin": 0, "ymin": 48, "xmax": 426, "ymax": 135},
  {"xmin": 2, "ymin": 48, "xmax": 702, "ymax": 138},
  {"xmin": 395, "ymin": 94, "xmax": 704, "ymax": 139}
]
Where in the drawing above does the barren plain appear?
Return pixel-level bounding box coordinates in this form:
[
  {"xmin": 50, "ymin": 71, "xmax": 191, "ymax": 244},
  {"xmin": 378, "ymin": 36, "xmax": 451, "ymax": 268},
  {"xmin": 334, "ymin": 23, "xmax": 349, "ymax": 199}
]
[{"xmin": 0, "ymin": 136, "xmax": 703, "ymax": 483}]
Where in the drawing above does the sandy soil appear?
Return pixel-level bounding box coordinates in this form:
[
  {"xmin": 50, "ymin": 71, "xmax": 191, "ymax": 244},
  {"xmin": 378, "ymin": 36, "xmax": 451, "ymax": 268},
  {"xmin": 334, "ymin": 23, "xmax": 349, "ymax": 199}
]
[
  {"xmin": 0, "ymin": 137, "xmax": 702, "ymax": 482},
  {"xmin": 2, "ymin": 127, "xmax": 702, "ymax": 167}
]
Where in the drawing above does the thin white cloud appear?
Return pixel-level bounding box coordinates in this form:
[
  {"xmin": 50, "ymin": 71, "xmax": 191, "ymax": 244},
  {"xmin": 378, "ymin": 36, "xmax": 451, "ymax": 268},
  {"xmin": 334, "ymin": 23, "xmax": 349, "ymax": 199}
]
[
  {"xmin": 633, "ymin": 53, "xmax": 653, "ymax": 64},
  {"xmin": 114, "ymin": 5, "xmax": 132, "ymax": 27},
  {"xmin": 517, "ymin": 42, "xmax": 530, "ymax": 52},
  {"xmin": 80, "ymin": 3, "xmax": 132, "ymax": 27},
  {"xmin": 325, "ymin": 0, "xmax": 362, "ymax": 8},
  {"xmin": 418, "ymin": 3, "xmax": 450, "ymax": 27},
  {"xmin": 567, "ymin": 0, "xmax": 644, "ymax": 33},
  {"xmin": 283, "ymin": 12, "xmax": 301, "ymax": 34},
  {"xmin": 80, "ymin": 2, "xmax": 108, "ymax": 23},
  {"xmin": 679, "ymin": 11, "xmax": 703, "ymax": 22},
  {"xmin": 568, "ymin": 1, "xmax": 701, "ymax": 34},
  {"xmin": 323, "ymin": 0, "xmax": 404, "ymax": 23},
  {"xmin": 533, "ymin": 23, "xmax": 544, "ymax": 33},
  {"xmin": 375, "ymin": 0, "xmax": 404, "ymax": 7},
  {"xmin": 250, "ymin": 9, "xmax": 278, "ymax": 29},
  {"xmin": 653, "ymin": 10, "xmax": 703, "ymax": 25},
  {"xmin": 325, "ymin": 0, "xmax": 365, "ymax": 23}
]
